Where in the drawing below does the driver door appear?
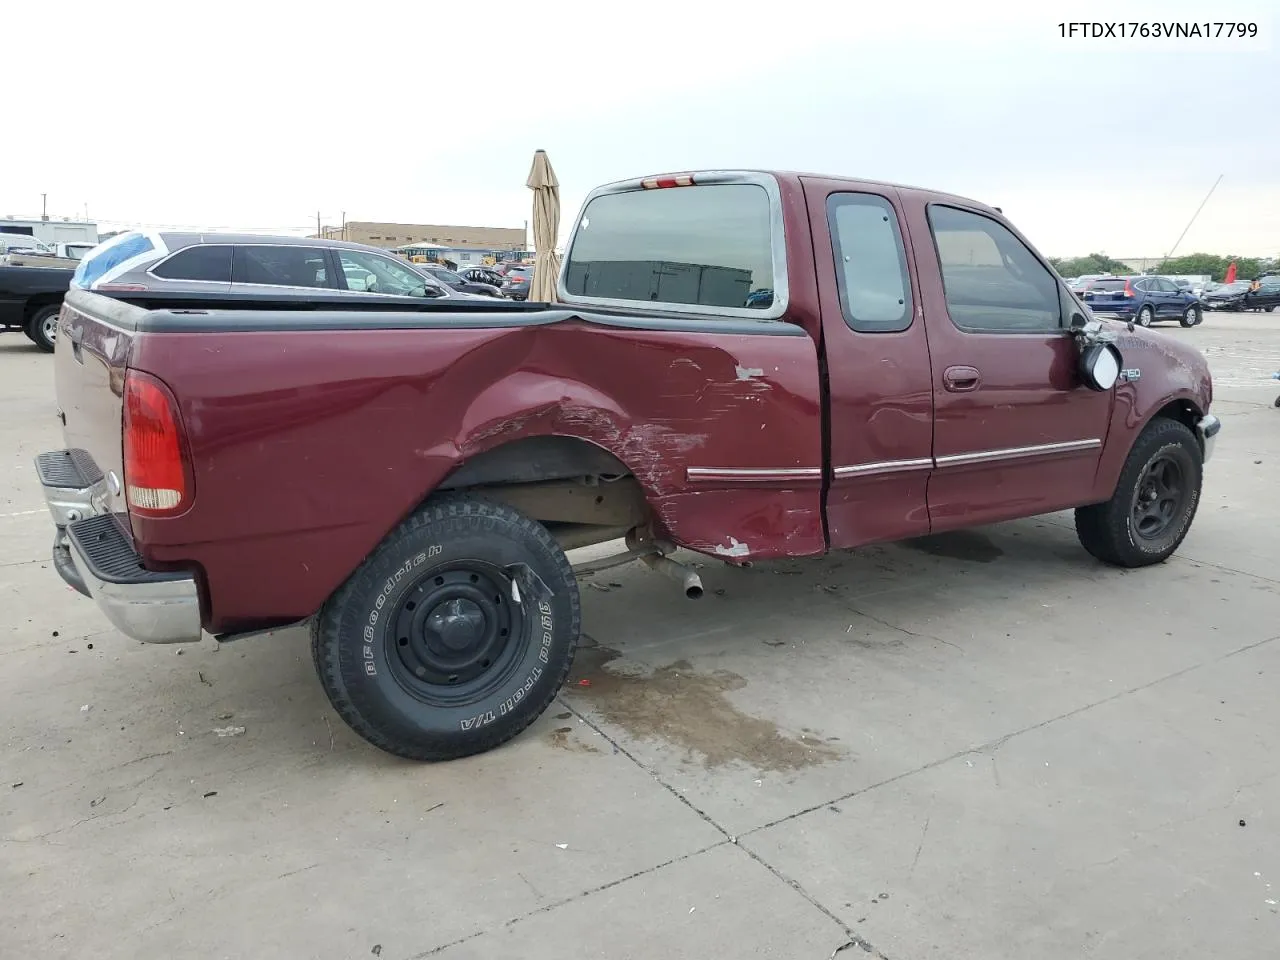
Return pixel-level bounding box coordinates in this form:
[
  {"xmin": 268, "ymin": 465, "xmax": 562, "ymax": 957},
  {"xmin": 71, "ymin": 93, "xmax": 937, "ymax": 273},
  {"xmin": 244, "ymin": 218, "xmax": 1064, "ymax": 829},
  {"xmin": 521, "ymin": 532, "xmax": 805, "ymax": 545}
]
[{"xmin": 900, "ymin": 198, "xmax": 1116, "ymax": 530}]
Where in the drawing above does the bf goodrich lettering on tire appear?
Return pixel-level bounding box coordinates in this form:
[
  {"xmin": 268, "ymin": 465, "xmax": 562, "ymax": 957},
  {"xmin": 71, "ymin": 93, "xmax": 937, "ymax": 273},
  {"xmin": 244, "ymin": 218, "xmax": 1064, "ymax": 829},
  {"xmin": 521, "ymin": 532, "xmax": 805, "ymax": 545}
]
[{"xmin": 313, "ymin": 496, "xmax": 580, "ymax": 761}]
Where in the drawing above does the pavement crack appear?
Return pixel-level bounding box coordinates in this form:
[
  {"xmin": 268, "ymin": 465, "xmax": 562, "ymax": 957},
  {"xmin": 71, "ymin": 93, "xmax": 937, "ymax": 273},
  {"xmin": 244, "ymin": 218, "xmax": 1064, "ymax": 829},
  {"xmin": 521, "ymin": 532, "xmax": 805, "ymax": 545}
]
[
  {"xmin": 402, "ymin": 841, "xmax": 726, "ymax": 959},
  {"xmin": 909, "ymin": 816, "xmax": 931, "ymax": 874},
  {"xmin": 743, "ymin": 631, "xmax": 1280, "ymax": 839},
  {"xmin": 558, "ymin": 695, "xmax": 888, "ymax": 957},
  {"xmin": 839, "ymin": 600, "xmax": 963, "ymax": 653}
]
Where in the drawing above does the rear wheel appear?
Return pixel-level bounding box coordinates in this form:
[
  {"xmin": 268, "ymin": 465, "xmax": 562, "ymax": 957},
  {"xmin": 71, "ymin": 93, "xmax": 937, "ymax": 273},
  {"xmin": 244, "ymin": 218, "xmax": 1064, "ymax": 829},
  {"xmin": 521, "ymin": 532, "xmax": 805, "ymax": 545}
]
[
  {"xmin": 1137, "ymin": 305, "xmax": 1155, "ymax": 327},
  {"xmin": 1180, "ymin": 305, "xmax": 1202, "ymax": 327},
  {"xmin": 26, "ymin": 304, "xmax": 60, "ymax": 353},
  {"xmin": 312, "ymin": 495, "xmax": 580, "ymax": 761},
  {"xmin": 1075, "ymin": 418, "xmax": 1202, "ymax": 567}
]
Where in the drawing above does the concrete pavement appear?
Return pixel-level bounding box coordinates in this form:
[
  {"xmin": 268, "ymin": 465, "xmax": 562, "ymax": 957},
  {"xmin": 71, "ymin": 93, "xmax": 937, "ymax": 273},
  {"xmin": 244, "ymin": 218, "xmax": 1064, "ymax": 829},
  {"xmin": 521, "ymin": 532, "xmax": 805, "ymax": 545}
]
[{"xmin": 2, "ymin": 314, "xmax": 1277, "ymax": 959}]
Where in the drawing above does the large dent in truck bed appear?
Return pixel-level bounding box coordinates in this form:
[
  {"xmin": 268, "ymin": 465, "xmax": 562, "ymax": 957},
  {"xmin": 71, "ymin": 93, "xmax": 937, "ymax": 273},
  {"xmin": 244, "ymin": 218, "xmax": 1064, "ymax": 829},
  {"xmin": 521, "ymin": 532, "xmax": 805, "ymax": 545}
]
[{"xmin": 128, "ymin": 318, "xmax": 825, "ymax": 632}]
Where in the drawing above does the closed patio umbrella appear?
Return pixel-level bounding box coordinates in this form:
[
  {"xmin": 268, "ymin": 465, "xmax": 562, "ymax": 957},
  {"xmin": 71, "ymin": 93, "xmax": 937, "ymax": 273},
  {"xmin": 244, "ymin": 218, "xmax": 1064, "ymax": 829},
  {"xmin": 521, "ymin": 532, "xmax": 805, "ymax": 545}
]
[{"xmin": 526, "ymin": 150, "xmax": 561, "ymax": 302}]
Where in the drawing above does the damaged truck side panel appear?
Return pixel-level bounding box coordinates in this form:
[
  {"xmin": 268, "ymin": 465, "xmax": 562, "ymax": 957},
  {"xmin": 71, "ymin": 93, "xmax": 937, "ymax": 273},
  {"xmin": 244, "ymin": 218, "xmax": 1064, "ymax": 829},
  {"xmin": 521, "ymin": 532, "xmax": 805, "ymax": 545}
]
[{"xmin": 125, "ymin": 318, "xmax": 825, "ymax": 633}]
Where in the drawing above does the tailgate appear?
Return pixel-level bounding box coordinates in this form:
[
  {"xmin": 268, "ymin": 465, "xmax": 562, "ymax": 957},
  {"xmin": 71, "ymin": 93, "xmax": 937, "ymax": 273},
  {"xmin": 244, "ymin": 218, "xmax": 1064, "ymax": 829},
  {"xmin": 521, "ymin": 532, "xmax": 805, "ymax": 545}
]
[{"xmin": 54, "ymin": 289, "xmax": 141, "ymax": 516}]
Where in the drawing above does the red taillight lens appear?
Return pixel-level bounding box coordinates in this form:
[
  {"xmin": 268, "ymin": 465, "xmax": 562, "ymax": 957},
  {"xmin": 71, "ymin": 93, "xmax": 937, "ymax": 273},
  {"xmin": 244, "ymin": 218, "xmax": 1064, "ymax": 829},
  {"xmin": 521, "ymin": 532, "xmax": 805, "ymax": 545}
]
[
  {"xmin": 1123, "ymin": 280, "xmax": 1135, "ymax": 298},
  {"xmin": 123, "ymin": 371, "xmax": 189, "ymax": 515}
]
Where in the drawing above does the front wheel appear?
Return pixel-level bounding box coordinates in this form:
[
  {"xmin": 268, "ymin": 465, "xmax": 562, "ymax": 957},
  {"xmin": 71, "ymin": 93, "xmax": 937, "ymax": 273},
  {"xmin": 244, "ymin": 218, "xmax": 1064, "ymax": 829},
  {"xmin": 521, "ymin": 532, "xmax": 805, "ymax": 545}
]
[
  {"xmin": 312, "ymin": 495, "xmax": 581, "ymax": 761},
  {"xmin": 27, "ymin": 304, "xmax": 60, "ymax": 353},
  {"xmin": 1180, "ymin": 305, "xmax": 1202, "ymax": 327},
  {"xmin": 1136, "ymin": 305, "xmax": 1155, "ymax": 327},
  {"xmin": 1075, "ymin": 418, "xmax": 1202, "ymax": 567}
]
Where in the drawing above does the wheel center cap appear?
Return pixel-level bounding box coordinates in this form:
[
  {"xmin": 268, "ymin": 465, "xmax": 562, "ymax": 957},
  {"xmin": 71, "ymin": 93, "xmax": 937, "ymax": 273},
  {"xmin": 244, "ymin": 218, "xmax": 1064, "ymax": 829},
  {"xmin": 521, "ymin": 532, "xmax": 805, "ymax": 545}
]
[{"xmin": 427, "ymin": 598, "xmax": 485, "ymax": 651}]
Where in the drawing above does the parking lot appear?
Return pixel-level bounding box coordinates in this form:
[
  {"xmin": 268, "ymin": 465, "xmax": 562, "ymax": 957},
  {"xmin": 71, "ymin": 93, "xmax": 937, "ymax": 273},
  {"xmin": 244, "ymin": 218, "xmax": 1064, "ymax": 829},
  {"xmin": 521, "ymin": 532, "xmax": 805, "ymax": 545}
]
[{"xmin": 2, "ymin": 314, "xmax": 1278, "ymax": 960}]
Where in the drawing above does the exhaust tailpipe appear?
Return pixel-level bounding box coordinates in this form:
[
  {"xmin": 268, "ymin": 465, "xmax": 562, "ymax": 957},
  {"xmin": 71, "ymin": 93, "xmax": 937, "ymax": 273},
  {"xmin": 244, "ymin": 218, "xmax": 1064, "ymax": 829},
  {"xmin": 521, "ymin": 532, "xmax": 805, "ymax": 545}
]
[{"xmin": 642, "ymin": 554, "xmax": 704, "ymax": 600}]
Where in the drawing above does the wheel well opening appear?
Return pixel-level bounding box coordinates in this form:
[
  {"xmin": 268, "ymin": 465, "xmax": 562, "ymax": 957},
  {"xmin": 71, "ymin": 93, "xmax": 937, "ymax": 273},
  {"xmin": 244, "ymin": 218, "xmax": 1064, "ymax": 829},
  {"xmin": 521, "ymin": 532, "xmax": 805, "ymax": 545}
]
[
  {"xmin": 436, "ymin": 436, "xmax": 651, "ymax": 552},
  {"xmin": 1155, "ymin": 399, "xmax": 1201, "ymax": 433},
  {"xmin": 24, "ymin": 295, "xmax": 63, "ymax": 319}
]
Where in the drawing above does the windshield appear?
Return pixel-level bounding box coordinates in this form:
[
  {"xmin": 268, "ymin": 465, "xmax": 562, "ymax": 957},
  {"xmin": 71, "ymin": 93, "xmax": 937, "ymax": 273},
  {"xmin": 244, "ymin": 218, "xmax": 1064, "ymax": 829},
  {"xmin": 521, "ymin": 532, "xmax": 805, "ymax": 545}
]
[{"xmin": 429, "ymin": 268, "xmax": 465, "ymax": 285}]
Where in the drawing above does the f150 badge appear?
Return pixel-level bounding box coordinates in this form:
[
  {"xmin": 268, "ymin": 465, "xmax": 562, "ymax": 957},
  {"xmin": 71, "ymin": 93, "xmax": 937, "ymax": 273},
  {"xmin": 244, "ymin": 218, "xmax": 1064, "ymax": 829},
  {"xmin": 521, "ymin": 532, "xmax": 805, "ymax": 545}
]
[{"xmin": 1120, "ymin": 368, "xmax": 1141, "ymax": 382}]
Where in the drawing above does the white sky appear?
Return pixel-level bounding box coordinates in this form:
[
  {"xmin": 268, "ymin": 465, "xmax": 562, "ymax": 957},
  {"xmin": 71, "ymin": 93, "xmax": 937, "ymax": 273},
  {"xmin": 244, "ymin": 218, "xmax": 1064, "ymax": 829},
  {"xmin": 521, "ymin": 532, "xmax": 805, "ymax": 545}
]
[{"xmin": 4, "ymin": 0, "xmax": 1276, "ymax": 257}]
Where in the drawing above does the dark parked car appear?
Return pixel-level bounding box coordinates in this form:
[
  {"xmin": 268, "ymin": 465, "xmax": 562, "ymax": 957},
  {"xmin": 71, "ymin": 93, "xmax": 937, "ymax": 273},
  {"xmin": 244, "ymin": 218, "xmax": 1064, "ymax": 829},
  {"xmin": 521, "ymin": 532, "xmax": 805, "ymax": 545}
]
[
  {"xmin": 1081, "ymin": 275, "xmax": 1203, "ymax": 327},
  {"xmin": 457, "ymin": 266, "xmax": 505, "ymax": 287},
  {"xmin": 0, "ymin": 263, "xmax": 76, "ymax": 351},
  {"xmin": 1202, "ymin": 277, "xmax": 1280, "ymax": 312},
  {"xmin": 416, "ymin": 264, "xmax": 504, "ymax": 298},
  {"xmin": 499, "ymin": 264, "xmax": 534, "ymax": 300}
]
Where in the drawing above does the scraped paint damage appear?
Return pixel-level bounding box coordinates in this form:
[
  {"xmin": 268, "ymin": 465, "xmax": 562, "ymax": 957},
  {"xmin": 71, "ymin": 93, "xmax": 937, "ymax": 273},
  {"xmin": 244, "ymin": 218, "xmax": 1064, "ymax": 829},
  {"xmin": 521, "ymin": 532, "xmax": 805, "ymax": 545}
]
[{"xmin": 713, "ymin": 537, "xmax": 751, "ymax": 558}]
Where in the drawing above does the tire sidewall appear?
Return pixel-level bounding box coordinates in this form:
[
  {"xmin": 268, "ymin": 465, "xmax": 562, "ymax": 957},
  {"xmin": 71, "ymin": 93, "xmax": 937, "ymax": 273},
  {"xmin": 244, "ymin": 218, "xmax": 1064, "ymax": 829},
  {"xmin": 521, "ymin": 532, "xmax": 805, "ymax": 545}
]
[
  {"xmin": 1181, "ymin": 306, "xmax": 1201, "ymax": 327},
  {"xmin": 1122, "ymin": 435, "xmax": 1201, "ymax": 559},
  {"xmin": 28, "ymin": 305, "xmax": 59, "ymax": 352},
  {"xmin": 331, "ymin": 511, "xmax": 578, "ymax": 748},
  {"xmin": 1138, "ymin": 306, "xmax": 1154, "ymax": 327}
]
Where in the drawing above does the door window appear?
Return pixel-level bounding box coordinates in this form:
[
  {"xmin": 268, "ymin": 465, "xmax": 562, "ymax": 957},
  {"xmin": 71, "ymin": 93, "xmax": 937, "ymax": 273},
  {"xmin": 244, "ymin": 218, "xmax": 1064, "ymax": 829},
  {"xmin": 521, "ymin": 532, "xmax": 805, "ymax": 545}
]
[
  {"xmin": 826, "ymin": 193, "xmax": 912, "ymax": 333},
  {"xmin": 928, "ymin": 205, "xmax": 1062, "ymax": 332},
  {"xmin": 1156, "ymin": 278, "xmax": 1179, "ymax": 293},
  {"xmin": 151, "ymin": 245, "xmax": 233, "ymax": 282},
  {"xmin": 234, "ymin": 246, "xmax": 331, "ymax": 288},
  {"xmin": 338, "ymin": 251, "xmax": 434, "ymax": 296}
]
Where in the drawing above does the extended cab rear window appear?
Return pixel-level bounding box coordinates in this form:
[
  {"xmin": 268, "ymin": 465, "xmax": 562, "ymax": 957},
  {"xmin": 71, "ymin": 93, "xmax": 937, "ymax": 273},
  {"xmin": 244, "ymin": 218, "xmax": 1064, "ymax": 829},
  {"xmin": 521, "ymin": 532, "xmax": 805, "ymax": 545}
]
[{"xmin": 563, "ymin": 182, "xmax": 777, "ymax": 314}]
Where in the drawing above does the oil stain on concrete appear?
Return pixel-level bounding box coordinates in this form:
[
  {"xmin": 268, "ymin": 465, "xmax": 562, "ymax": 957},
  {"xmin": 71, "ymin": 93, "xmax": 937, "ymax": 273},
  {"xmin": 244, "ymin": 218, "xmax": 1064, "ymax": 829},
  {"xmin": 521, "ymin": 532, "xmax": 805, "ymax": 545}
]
[
  {"xmin": 546, "ymin": 726, "xmax": 601, "ymax": 754},
  {"xmin": 564, "ymin": 642, "xmax": 841, "ymax": 772}
]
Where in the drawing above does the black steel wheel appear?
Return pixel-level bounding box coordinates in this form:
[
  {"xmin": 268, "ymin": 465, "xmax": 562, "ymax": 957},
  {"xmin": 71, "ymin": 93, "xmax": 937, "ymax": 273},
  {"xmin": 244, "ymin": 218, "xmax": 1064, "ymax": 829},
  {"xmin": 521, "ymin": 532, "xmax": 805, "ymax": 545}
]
[
  {"xmin": 1075, "ymin": 417, "xmax": 1203, "ymax": 567},
  {"xmin": 313, "ymin": 495, "xmax": 580, "ymax": 761},
  {"xmin": 387, "ymin": 561, "xmax": 522, "ymax": 702},
  {"xmin": 1130, "ymin": 454, "xmax": 1189, "ymax": 541}
]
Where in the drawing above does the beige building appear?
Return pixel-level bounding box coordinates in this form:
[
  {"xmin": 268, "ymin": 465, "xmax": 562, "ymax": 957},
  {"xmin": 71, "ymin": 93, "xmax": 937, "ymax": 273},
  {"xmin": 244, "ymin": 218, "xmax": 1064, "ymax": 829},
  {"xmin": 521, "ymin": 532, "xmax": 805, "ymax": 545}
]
[{"xmin": 317, "ymin": 221, "xmax": 525, "ymax": 251}]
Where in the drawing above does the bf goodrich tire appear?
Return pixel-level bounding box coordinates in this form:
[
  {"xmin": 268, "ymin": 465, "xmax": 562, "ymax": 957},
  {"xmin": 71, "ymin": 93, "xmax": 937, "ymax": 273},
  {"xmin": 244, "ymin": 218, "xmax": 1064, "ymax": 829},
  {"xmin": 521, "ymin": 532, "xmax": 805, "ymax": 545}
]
[
  {"xmin": 27, "ymin": 304, "xmax": 59, "ymax": 353},
  {"xmin": 1075, "ymin": 418, "xmax": 1202, "ymax": 567},
  {"xmin": 312, "ymin": 495, "xmax": 580, "ymax": 761}
]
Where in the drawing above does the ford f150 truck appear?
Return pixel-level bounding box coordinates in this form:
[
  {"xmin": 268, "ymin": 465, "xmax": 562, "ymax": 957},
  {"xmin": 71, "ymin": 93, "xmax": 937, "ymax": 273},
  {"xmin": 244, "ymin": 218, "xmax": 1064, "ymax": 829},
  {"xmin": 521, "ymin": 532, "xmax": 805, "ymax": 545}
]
[{"xmin": 35, "ymin": 170, "xmax": 1220, "ymax": 762}]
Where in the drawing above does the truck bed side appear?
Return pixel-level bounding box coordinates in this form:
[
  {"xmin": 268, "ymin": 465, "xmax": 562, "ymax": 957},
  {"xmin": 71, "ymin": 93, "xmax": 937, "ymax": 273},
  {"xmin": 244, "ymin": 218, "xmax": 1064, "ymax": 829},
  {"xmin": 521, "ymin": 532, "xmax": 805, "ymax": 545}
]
[{"xmin": 68, "ymin": 294, "xmax": 824, "ymax": 634}]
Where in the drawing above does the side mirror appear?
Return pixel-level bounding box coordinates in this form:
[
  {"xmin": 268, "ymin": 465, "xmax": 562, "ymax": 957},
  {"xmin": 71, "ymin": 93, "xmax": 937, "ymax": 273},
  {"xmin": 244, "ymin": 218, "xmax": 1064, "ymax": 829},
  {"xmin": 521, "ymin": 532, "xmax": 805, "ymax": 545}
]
[{"xmin": 1079, "ymin": 342, "xmax": 1122, "ymax": 392}]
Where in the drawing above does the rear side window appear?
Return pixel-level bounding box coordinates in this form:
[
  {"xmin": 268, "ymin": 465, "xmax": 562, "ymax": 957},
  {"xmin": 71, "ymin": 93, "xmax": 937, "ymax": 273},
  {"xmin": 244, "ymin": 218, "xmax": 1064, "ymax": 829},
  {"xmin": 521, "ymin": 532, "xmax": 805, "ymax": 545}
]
[
  {"xmin": 233, "ymin": 246, "xmax": 331, "ymax": 288},
  {"xmin": 827, "ymin": 193, "xmax": 911, "ymax": 332},
  {"xmin": 928, "ymin": 205, "xmax": 1061, "ymax": 332},
  {"xmin": 564, "ymin": 183, "xmax": 775, "ymax": 312},
  {"xmin": 151, "ymin": 246, "xmax": 232, "ymax": 282}
]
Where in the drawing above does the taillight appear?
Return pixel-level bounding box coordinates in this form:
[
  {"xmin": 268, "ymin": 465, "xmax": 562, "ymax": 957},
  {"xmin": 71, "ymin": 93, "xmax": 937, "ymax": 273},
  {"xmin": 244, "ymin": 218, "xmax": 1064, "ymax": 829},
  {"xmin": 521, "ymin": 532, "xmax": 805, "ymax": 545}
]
[
  {"xmin": 1123, "ymin": 280, "xmax": 1135, "ymax": 298},
  {"xmin": 123, "ymin": 371, "xmax": 189, "ymax": 516},
  {"xmin": 641, "ymin": 174, "xmax": 696, "ymax": 189}
]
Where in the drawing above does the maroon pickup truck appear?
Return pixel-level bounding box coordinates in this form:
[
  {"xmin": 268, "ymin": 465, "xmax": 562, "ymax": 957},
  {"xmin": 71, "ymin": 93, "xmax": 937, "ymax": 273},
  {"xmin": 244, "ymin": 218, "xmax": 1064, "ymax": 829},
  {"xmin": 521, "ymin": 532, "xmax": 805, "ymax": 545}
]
[{"xmin": 36, "ymin": 170, "xmax": 1219, "ymax": 762}]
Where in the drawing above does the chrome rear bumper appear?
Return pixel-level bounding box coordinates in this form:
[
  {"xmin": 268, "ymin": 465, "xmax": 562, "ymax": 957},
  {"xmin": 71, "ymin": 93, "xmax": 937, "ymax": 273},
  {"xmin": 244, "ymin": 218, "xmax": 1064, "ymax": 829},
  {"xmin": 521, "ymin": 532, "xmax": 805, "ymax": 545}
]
[{"xmin": 35, "ymin": 450, "xmax": 202, "ymax": 644}]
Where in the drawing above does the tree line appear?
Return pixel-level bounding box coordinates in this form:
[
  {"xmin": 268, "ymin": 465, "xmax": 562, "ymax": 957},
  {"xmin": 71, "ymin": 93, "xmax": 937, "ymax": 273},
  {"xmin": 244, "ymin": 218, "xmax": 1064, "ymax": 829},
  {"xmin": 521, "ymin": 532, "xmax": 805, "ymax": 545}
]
[{"xmin": 1049, "ymin": 252, "xmax": 1278, "ymax": 281}]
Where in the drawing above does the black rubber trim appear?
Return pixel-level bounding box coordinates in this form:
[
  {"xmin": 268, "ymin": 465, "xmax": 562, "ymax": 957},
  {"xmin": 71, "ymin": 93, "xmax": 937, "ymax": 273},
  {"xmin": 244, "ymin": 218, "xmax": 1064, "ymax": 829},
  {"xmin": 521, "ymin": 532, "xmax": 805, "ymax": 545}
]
[
  {"xmin": 65, "ymin": 514, "xmax": 190, "ymax": 585},
  {"xmin": 52, "ymin": 536, "xmax": 91, "ymax": 598},
  {"xmin": 82, "ymin": 289, "xmax": 808, "ymax": 337},
  {"xmin": 35, "ymin": 449, "xmax": 103, "ymax": 488}
]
